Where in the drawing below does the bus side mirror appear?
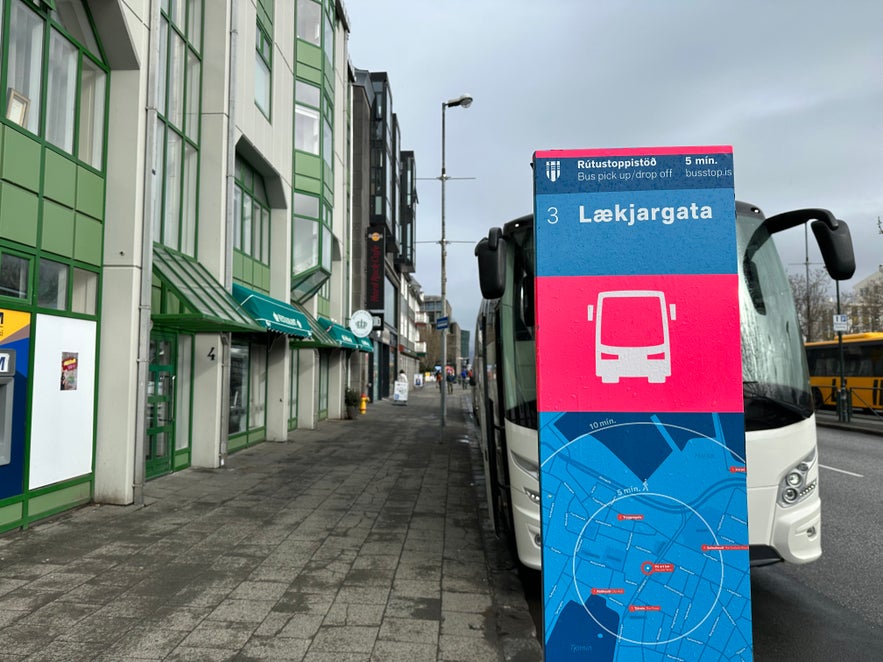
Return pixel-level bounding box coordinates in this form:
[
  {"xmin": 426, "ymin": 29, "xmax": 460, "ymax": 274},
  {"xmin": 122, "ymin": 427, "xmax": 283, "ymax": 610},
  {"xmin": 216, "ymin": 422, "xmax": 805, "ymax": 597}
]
[
  {"xmin": 475, "ymin": 229, "xmax": 506, "ymax": 299},
  {"xmin": 811, "ymin": 219, "xmax": 855, "ymax": 281}
]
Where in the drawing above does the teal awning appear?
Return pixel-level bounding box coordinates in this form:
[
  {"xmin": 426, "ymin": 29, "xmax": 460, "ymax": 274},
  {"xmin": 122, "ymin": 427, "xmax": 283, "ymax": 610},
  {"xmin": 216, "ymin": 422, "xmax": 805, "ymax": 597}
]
[
  {"xmin": 356, "ymin": 336, "xmax": 373, "ymax": 353},
  {"xmin": 319, "ymin": 316, "xmax": 361, "ymax": 350},
  {"xmin": 290, "ymin": 305, "xmax": 338, "ymax": 349},
  {"xmin": 231, "ymin": 283, "xmax": 310, "ymax": 337},
  {"xmin": 152, "ymin": 244, "xmax": 262, "ymax": 333}
]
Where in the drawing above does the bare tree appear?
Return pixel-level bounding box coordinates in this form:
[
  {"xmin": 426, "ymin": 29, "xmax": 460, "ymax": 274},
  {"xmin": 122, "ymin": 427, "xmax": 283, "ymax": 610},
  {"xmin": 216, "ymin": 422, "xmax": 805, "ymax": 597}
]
[
  {"xmin": 419, "ymin": 326, "xmax": 443, "ymax": 372},
  {"xmin": 788, "ymin": 268, "xmax": 839, "ymax": 341},
  {"xmin": 851, "ymin": 280, "xmax": 883, "ymax": 332}
]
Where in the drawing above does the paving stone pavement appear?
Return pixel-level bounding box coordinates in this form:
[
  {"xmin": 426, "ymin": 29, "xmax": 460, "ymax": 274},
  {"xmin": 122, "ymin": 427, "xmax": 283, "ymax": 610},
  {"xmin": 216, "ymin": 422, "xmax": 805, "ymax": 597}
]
[{"xmin": 0, "ymin": 386, "xmax": 543, "ymax": 662}]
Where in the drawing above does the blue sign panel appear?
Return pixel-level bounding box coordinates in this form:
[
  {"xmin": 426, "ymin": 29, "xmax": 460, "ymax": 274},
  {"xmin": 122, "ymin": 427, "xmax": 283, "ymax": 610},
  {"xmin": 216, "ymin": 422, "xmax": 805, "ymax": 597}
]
[
  {"xmin": 436, "ymin": 316, "xmax": 449, "ymax": 330},
  {"xmin": 533, "ymin": 147, "xmax": 751, "ymax": 661}
]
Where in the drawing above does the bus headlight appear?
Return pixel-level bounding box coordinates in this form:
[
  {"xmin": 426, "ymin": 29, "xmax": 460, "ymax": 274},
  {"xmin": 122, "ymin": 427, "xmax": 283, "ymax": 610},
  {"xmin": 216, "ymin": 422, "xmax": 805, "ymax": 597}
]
[{"xmin": 778, "ymin": 448, "xmax": 818, "ymax": 507}]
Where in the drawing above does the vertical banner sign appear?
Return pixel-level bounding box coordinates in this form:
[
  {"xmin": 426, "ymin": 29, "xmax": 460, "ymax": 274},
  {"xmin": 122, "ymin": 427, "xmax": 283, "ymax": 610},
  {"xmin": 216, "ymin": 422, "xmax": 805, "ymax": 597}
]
[
  {"xmin": 366, "ymin": 230, "xmax": 385, "ymax": 313},
  {"xmin": 533, "ymin": 147, "xmax": 752, "ymax": 661}
]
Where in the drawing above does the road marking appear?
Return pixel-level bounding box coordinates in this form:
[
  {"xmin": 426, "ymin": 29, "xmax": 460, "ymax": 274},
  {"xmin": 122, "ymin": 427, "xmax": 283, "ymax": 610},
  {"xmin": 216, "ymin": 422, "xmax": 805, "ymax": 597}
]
[{"xmin": 819, "ymin": 464, "xmax": 864, "ymax": 478}]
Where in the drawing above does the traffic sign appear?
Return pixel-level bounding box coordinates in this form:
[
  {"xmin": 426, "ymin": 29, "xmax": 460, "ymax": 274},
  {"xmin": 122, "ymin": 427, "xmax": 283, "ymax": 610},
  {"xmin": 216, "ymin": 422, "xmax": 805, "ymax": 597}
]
[
  {"xmin": 436, "ymin": 316, "xmax": 449, "ymax": 330},
  {"xmin": 833, "ymin": 314, "xmax": 848, "ymax": 332}
]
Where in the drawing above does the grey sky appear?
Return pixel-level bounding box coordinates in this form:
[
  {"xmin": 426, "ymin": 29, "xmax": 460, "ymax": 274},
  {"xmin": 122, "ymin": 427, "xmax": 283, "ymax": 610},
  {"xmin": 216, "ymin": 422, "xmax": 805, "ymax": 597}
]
[{"xmin": 346, "ymin": 0, "xmax": 883, "ymax": 342}]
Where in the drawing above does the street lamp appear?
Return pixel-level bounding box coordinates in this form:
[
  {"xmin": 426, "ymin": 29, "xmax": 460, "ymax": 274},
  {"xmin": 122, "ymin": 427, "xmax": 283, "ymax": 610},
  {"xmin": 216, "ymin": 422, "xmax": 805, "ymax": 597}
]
[{"xmin": 440, "ymin": 93, "xmax": 473, "ymax": 428}]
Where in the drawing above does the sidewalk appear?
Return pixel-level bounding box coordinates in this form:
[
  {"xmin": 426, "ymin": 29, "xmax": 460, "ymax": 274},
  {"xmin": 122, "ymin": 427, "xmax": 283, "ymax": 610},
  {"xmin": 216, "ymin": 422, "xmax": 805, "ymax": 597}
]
[
  {"xmin": 815, "ymin": 409, "xmax": 883, "ymax": 437},
  {"xmin": 0, "ymin": 387, "xmax": 542, "ymax": 662}
]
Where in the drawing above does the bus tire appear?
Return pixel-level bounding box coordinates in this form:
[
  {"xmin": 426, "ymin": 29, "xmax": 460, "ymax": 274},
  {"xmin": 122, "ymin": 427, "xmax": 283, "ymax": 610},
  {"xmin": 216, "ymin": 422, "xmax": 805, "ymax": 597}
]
[{"xmin": 812, "ymin": 387, "xmax": 824, "ymax": 410}]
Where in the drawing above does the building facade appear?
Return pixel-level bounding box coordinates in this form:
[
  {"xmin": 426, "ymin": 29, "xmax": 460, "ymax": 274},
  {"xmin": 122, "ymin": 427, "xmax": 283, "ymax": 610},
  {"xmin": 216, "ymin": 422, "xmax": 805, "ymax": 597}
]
[
  {"xmin": 0, "ymin": 0, "xmax": 420, "ymax": 531},
  {"xmin": 350, "ymin": 69, "xmax": 422, "ymax": 400}
]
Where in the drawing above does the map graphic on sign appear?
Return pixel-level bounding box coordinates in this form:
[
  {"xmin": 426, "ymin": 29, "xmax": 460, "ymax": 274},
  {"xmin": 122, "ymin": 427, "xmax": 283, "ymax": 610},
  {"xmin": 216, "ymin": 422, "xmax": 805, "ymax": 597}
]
[{"xmin": 540, "ymin": 411, "xmax": 752, "ymax": 660}]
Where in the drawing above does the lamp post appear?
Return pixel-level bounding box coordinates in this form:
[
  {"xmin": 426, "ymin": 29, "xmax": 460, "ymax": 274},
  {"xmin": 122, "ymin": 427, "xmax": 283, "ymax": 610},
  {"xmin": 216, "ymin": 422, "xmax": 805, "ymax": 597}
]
[{"xmin": 440, "ymin": 93, "xmax": 472, "ymax": 428}]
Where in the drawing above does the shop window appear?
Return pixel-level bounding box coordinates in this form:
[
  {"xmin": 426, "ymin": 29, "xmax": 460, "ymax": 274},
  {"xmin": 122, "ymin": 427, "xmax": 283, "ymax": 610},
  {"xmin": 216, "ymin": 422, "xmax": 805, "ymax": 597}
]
[
  {"xmin": 289, "ymin": 346, "xmax": 299, "ymax": 428},
  {"xmin": 229, "ymin": 343, "xmax": 249, "ymax": 435},
  {"xmin": 37, "ymin": 259, "xmax": 68, "ymax": 310},
  {"xmin": 0, "ymin": 251, "xmax": 30, "ymax": 300},
  {"xmin": 71, "ymin": 267, "xmax": 97, "ymax": 314}
]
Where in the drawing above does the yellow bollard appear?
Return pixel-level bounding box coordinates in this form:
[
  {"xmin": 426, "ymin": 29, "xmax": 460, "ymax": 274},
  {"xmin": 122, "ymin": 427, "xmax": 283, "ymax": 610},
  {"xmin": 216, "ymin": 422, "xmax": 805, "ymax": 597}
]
[{"xmin": 359, "ymin": 394, "xmax": 368, "ymax": 414}]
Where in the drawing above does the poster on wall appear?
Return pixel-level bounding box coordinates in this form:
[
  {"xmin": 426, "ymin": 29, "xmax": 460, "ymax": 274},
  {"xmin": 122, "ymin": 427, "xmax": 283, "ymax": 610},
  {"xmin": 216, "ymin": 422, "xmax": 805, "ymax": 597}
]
[
  {"xmin": 0, "ymin": 309, "xmax": 30, "ymax": 497},
  {"xmin": 61, "ymin": 352, "xmax": 78, "ymax": 390},
  {"xmin": 533, "ymin": 146, "xmax": 751, "ymax": 661}
]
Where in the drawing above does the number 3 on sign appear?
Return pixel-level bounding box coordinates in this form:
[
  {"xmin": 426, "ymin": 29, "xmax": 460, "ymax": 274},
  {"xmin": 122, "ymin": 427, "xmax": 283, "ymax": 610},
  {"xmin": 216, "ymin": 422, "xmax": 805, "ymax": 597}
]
[{"xmin": 547, "ymin": 207, "xmax": 559, "ymax": 224}]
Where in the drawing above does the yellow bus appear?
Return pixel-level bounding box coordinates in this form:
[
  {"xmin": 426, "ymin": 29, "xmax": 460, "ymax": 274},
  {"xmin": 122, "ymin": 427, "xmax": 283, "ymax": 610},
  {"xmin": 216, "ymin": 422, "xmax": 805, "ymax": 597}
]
[{"xmin": 805, "ymin": 333, "xmax": 883, "ymax": 410}]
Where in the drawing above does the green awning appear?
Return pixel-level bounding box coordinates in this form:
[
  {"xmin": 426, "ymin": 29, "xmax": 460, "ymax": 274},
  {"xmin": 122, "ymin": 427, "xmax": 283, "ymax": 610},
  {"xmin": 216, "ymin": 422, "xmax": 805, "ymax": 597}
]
[
  {"xmin": 231, "ymin": 283, "xmax": 310, "ymax": 337},
  {"xmin": 152, "ymin": 244, "xmax": 262, "ymax": 333},
  {"xmin": 318, "ymin": 316, "xmax": 361, "ymax": 350},
  {"xmin": 356, "ymin": 336, "xmax": 373, "ymax": 353},
  {"xmin": 290, "ymin": 305, "xmax": 338, "ymax": 349}
]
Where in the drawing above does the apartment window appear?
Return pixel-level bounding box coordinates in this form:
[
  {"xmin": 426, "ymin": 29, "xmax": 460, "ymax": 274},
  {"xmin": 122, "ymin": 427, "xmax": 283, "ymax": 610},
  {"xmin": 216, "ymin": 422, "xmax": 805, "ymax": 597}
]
[
  {"xmin": 291, "ymin": 191, "xmax": 330, "ymax": 302},
  {"xmin": 295, "ymin": 106, "xmax": 319, "ymax": 155},
  {"xmin": 154, "ymin": 0, "xmax": 204, "ymax": 256},
  {"xmin": 296, "ymin": 0, "xmax": 321, "ymax": 45},
  {"xmin": 6, "ymin": 2, "xmax": 44, "ymax": 134},
  {"xmin": 322, "ymin": 115, "xmax": 332, "ymax": 169},
  {"xmin": 255, "ymin": 21, "xmax": 271, "ymax": 117},
  {"xmin": 322, "ymin": 4, "xmax": 333, "ymax": 64},
  {"xmin": 3, "ymin": 1, "xmax": 109, "ymax": 170},
  {"xmin": 234, "ymin": 157, "xmax": 271, "ymax": 265}
]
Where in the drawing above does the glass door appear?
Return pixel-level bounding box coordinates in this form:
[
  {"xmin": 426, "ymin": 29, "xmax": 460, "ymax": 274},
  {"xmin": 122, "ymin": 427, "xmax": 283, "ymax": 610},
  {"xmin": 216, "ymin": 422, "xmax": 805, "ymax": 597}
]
[{"xmin": 146, "ymin": 332, "xmax": 176, "ymax": 478}]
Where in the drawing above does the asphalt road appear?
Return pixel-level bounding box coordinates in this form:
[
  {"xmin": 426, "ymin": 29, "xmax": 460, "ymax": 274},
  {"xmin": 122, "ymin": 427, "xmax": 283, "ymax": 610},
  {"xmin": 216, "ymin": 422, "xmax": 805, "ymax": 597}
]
[{"xmin": 751, "ymin": 425, "xmax": 883, "ymax": 661}]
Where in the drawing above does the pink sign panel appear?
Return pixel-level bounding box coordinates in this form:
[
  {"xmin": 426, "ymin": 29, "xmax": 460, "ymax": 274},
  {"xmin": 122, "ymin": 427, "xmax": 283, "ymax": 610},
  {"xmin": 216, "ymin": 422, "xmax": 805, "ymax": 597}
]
[{"xmin": 535, "ymin": 273, "xmax": 742, "ymax": 413}]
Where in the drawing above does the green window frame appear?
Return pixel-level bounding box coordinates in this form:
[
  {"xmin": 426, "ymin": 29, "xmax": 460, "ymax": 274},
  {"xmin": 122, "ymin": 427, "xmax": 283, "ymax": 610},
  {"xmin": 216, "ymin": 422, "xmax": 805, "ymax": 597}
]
[
  {"xmin": 295, "ymin": 0, "xmax": 320, "ymax": 46},
  {"xmin": 255, "ymin": 20, "xmax": 272, "ymax": 118},
  {"xmin": 290, "ymin": 191, "xmax": 331, "ymax": 303},
  {"xmin": 234, "ymin": 157, "xmax": 271, "ymax": 266},
  {"xmin": 34, "ymin": 254, "xmax": 98, "ymax": 317},
  {"xmin": 294, "ymin": 79, "xmax": 320, "ymax": 156},
  {"xmin": 154, "ymin": 0, "xmax": 203, "ymax": 256},
  {"xmin": 2, "ymin": 0, "xmax": 109, "ymax": 171},
  {"xmin": 0, "ymin": 247, "xmax": 32, "ymax": 302}
]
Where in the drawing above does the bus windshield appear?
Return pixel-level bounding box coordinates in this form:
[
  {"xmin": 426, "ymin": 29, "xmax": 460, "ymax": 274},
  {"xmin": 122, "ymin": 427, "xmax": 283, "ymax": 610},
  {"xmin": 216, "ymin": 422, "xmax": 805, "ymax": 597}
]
[{"xmin": 738, "ymin": 211, "xmax": 813, "ymax": 430}]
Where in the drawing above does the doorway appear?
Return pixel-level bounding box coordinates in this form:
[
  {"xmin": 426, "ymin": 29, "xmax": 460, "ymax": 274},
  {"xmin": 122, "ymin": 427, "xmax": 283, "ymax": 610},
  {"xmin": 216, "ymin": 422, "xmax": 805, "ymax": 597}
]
[{"xmin": 146, "ymin": 332, "xmax": 176, "ymax": 478}]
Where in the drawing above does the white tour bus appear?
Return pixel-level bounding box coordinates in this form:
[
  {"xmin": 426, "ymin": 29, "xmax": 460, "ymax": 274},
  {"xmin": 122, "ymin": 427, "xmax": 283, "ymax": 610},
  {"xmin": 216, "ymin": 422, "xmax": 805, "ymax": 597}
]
[{"xmin": 472, "ymin": 202, "xmax": 854, "ymax": 570}]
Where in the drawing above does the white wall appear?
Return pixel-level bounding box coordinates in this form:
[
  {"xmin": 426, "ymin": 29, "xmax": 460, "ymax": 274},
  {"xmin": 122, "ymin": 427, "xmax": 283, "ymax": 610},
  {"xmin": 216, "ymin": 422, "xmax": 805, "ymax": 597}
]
[{"xmin": 29, "ymin": 316, "xmax": 97, "ymax": 489}]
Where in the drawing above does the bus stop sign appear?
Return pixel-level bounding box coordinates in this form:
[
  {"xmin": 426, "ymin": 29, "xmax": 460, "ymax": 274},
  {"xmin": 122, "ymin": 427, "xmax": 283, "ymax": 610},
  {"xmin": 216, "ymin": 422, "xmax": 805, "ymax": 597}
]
[{"xmin": 533, "ymin": 146, "xmax": 751, "ymax": 660}]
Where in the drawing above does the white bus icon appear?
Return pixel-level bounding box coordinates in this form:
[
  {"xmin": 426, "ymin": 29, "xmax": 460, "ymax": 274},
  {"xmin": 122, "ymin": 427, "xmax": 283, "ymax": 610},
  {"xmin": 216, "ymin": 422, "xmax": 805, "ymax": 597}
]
[{"xmin": 587, "ymin": 290, "xmax": 676, "ymax": 384}]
